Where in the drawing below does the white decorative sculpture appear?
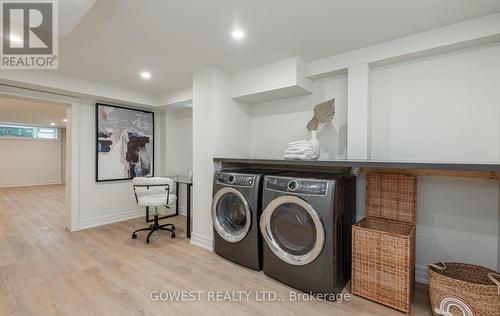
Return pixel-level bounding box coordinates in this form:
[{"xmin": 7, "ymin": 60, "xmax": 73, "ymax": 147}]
[{"xmin": 284, "ymin": 99, "xmax": 335, "ymax": 160}]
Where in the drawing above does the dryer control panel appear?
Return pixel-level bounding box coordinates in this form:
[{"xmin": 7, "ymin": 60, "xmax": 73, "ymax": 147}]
[
  {"xmin": 265, "ymin": 177, "xmax": 328, "ymax": 195},
  {"xmin": 215, "ymin": 172, "xmax": 255, "ymax": 187}
]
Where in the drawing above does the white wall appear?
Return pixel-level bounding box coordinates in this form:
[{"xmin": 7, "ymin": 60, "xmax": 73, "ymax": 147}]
[
  {"xmin": 0, "ymin": 138, "xmax": 62, "ymax": 187},
  {"xmin": 416, "ymin": 177, "xmax": 498, "ymax": 279},
  {"xmin": 248, "ymin": 43, "xmax": 500, "ymax": 282},
  {"xmin": 371, "ymin": 44, "xmax": 500, "ymax": 162},
  {"xmin": 77, "ymin": 100, "xmax": 163, "ymax": 229},
  {"xmin": 165, "ymin": 108, "xmax": 193, "ymax": 175},
  {"xmin": 164, "ymin": 108, "xmax": 193, "ymax": 214},
  {"xmin": 366, "ymin": 43, "xmax": 500, "ymax": 281},
  {"xmin": 250, "ymin": 74, "xmax": 348, "ymax": 159},
  {"xmin": 213, "ymin": 72, "xmax": 252, "ymax": 158}
]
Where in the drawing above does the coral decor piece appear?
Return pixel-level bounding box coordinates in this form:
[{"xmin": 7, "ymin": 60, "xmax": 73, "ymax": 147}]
[
  {"xmin": 307, "ymin": 98, "xmax": 335, "ymax": 131},
  {"xmin": 284, "ymin": 99, "xmax": 335, "ymax": 160}
]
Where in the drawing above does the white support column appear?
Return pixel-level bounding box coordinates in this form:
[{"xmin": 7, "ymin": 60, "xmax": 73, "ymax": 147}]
[
  {"xmin": 190, "ymin": 68, "xmax": 251, "ymax": 252},
  {"xmin": 190, "ymin": 68, "xmax": 217, "ymax": 251},
  {"xmin": 347, "ymin": 63, "xmax": 371, "ymax": 159},
  {"xmin": 67, "ymin": 102, "xmax": 81, "ymax": 232}
]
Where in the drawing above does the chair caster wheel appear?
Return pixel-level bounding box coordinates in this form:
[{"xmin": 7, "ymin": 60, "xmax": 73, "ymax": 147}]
[
  {"xmin": 132, "ymin": 234, "xmax": 137, "ymax": 239},
  {"xmin": 171, "ymin": 233, "xmax": 176, "ymax": 238},
  {"xmin": 146, "ymin": 238, "xmax": 150, "ymax": 244}
]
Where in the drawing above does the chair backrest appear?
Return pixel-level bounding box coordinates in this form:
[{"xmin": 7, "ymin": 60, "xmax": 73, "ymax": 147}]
[
  {"xmin": 133, "ymin": 177, "xmax": 173, "ymax": 187},
  {"xmin": 132, "ymin": 177, "xmax": 174, "ymax": 199}
]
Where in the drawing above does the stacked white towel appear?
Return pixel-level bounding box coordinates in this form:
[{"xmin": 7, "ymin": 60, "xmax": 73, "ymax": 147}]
[{"xmin": 284, "ymin": 131, "xmax": 320, "ymax": 160}]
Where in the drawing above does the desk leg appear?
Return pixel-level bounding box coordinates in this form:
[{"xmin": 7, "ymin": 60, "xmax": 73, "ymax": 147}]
[
  {"xmin": 175, "ymin": 181, "xmax": 179, "ymax": 216},
  {"xmin": 187, "ymin": 184, "xmax": 191, "ymax": 239}
]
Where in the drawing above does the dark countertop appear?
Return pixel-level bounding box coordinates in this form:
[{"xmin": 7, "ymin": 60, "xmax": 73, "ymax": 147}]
[{"xmin": 214, "ymin": 157, "xmax": 500, "ymax": 172}]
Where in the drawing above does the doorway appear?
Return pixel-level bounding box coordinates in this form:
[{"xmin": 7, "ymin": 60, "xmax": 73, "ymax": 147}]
[{"xmin": 0, "ymin": 86, "xmax": 77, "ymax": 231}]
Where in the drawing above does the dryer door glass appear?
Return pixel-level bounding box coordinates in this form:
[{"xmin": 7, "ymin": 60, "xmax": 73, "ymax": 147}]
[
  {"xmin": 260, "ymin": 195, "xmax": 325, "ymax": 265},
  {"xmin": 212, "ymin": 187, "xmax": 251, "ymax": 243},
  {"xmin": 270, "ymin": 203, "xmax": 316, "ymax": 255}
]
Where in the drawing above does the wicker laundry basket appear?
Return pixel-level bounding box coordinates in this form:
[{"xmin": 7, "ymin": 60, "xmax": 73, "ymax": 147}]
[
  {"xmin": 352, "ymin": 173, "xmax": 418, "ymax": 314},
  {"xmin": 428, "ymin": 262, "xmax": 500, "ymax": 316}
]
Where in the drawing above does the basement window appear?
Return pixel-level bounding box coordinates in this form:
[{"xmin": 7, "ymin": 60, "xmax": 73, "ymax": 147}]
[{"xmin": 0, "ymin": 124, "xmax": 59, "ymax": 140}]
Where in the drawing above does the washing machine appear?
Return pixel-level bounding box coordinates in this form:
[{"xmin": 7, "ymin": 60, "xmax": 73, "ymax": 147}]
[
  {"xmin": 212, "ymin": 170, "xmax": 267, "ymax": 270},
  {"xmin": 260, "ymin": 172, "xmax": 356, "ymax": 295}
]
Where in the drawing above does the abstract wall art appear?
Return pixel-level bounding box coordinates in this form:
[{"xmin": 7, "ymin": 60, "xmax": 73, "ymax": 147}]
[{"xmin": 95, "ymin": 103, "xmax": 154, "ymax": 182}]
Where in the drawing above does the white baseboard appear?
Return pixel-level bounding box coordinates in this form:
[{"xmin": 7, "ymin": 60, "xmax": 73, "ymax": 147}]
[
  {"xmin": 416, "ymin": 265, "xmax": 429, "ymax": 284},
  {"xmin": 190, "ymin": 232, "xmax": 213, "ymax": 252},
  {"xmin": 78, "ymin": 208, "xmax": 145, "ymax": 231},
  {"xmin": 0, "ymin": 179, "xmax": 63, "ymax": 188}
]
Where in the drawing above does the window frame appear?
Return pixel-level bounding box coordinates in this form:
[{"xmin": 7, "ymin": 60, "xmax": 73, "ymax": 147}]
[{"xmin": 0, "ymin": 123, "xmax": 60, "ymax": 141}]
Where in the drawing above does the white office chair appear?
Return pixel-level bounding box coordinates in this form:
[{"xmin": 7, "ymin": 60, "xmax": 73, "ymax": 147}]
[{"xmin": 131, "ymin": 177, "xmax": 177, "ymax": 243}]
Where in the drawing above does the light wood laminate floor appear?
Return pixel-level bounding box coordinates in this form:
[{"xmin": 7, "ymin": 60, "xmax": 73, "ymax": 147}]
[{"xmin": 0, "ymin": 185, "xmax": 432, "ymax": 315}]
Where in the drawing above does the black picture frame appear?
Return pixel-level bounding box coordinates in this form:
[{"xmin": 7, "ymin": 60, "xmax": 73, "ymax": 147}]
[{"xmin": 95, "ymin": 103, "xmax": 155, "ymax": 182}]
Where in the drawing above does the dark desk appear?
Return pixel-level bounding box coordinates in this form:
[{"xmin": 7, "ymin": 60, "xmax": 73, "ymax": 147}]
[
  {"xmin": 145, "ymin": 175, "xmax": 193, "ymax": 238},
  {"xmin": 214, "ymin": 157, "xmax": 500, "ymax": 179}
]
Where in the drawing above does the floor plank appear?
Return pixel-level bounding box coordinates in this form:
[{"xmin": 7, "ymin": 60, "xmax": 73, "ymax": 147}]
[{"xmin": 0, "ymin": 185, "xmax": 432, "ymax": 315}]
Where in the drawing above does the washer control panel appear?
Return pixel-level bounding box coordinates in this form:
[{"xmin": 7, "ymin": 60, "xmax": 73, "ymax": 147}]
[
  {"xmin": 215, "ymin": 172, "xmax": 255, "ymax": 187},
  {"xmin": 266, "ymin": 177, "xmax": 328, "ymax": 195}
]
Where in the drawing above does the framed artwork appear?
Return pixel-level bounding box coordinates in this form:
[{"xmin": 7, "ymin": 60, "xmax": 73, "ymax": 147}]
[{"xmin": 95, "ymin": 103, "xmax": 154, "ymax": 182}]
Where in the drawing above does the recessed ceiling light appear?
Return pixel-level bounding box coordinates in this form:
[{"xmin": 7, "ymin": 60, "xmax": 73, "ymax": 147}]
[
  {"xmin": 50, "ymin": 123, "xmax": 56, "ymax": 126},
  {"xmin": 9, "ymin": 34, "xmax": 22, "ymax": 43},
  {"xmin": 231, "ymin": 29, "xmax": 245, "ymax": 40},
  {"xmin": 140, "ymin": 71, "xmax": 152, "ymax": 80},
  {"xmin": 62, "ymin": 119, "xmax": 68, "ymax": 122}
]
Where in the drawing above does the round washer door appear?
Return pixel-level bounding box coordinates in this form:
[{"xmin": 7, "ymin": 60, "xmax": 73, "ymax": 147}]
[
  {"xmin": 260, "ymin": 195, "xmax": 325, "ymax": 265},
  {"xmin": 211, "ymin": 187, "xmax": 251, "ymax": 243}
]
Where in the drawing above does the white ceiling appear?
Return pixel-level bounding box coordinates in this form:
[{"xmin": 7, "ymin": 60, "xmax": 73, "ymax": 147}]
[
  {"xmin": 55, "ymin": 0, "xmax": 500, "ymax": 95},
  {"xmin": 59, "ymin": 0, "xmax": 96, "ymax": 37},
  {"xmin": 0, "ymin": 97, "xmax": 67, "ymax": 128}
]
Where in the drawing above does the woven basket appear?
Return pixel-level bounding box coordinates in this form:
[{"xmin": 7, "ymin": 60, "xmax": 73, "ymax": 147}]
[
  {"xmin": 352, "ymin": 173, "xmax": 418, "ymax": 314},
  {"xmin": 428, "ymin": 262, "xmax": 500, "ymax": 316}
]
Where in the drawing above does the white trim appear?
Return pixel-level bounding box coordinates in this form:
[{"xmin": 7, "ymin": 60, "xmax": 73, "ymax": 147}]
[
  {"xmin": 78, "ymin": 208, "xmax": 145, "ymax": 231},
  {"xmin": 347, "ymin": 63, "xmax": 371, "ymax": 159},
  {"xmin": 0, "ymin": 180, "xmax": 63, "ymax": 188},
  {"xmin": 416, "ymin": 264, "xmax": 429, "ymax": 284},
  {"xmin": 68, "ymin": 102, "xmax": 80, "ymax": 232},
  {"xmin": 0, "ymin": 137, "xmax": 60, "ymax": 142},
  {"xmin": 0, "ymin": 70, "xmax": 157, "ymax": 107},
  {"xmin": 190, "ymin": 232, "xmax": 213, "ymax": 252}
]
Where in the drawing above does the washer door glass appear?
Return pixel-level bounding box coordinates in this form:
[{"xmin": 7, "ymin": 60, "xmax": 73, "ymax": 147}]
[
  {"xmin": 212, "ymin": 187, "xmax": 251, "ymax": 243},
  {"xmin": 260, "ymin": 195, "xmax": 325, "ymax": 265}
]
